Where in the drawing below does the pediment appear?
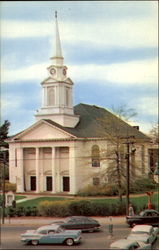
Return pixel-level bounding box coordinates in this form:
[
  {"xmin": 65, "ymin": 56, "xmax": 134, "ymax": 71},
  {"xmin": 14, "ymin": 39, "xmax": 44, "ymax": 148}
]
[
  {"xmin": 41, "ymin": 77, "xmax": 73, "ymax": 85},
  {"xmin": 41, "ymin": 77, "xmax": 57, "ymax": 85},
  {"xmin": 66, "ymin": 78, "xmax": 74, "ymax": 85},
  {"xmin": 12, "ymin": 120, "xmax": 74, "ymax": 141}
]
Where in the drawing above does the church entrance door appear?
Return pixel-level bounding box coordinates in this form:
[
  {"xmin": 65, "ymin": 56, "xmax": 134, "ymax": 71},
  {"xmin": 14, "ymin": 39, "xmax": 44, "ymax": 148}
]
[
  {"xmin": 46, "ymin": 176, "xmax": 52, "ymax": 191},
  {"xmin": 30, "ymin": 176, "xmax": 36, "ymax": 191},
  {"xmin": 63, "ymin": 177, "xmax": 70, "ymax": 192}
]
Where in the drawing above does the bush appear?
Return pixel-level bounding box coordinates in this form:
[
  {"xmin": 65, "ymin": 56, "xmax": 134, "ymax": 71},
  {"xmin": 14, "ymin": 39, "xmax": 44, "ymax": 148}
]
[
  {"xmin": 77, "ymin": 184, "xmax": 125, "ymax": 197},
  {"xmin": 38, "ymin": 200, "xmax": 71, "ymax": 217},
  {"xmin": 38, "ymin": 199, "xmax": 127, "ymax": 217},
  {"xmin": 6, "ymin": 206, "xmax": 38, "ymax": 217},
  {"xmin": 130, "ymin": 177, "xmax": 157, "ymax": 193},
  {"xmin": 69, "ymin": 200, "xmax": 93, "ymax": 216}
]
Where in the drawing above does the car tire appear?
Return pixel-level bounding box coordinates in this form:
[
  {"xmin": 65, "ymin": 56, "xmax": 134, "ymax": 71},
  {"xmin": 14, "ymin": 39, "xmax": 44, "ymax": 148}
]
[
  {"xmin": 65, "ymin": 238, "xmax": 74, "ymax": 246},
  {"xmin": 31, "ymin": 240, "xmax": 39, "ymax": 246}
]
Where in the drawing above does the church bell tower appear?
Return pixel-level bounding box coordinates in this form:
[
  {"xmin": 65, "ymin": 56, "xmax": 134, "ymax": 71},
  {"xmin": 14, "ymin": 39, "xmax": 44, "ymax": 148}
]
[{"xmin": 35, "ymin": 12, "xmax": 79, "ymax": 128}]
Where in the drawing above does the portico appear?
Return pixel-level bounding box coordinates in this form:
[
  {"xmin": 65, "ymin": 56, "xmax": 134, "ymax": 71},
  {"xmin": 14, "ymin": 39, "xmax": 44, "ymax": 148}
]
[{"xmin": 12, "ymin": 143, "xmax": 76, "ymax": 194}]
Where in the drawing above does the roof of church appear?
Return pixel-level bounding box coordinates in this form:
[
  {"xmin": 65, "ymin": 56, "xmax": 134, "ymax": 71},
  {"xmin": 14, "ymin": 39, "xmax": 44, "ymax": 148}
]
[{"xmin": 44, "ymin": 103, "xmax": 150, "ymax": 141}]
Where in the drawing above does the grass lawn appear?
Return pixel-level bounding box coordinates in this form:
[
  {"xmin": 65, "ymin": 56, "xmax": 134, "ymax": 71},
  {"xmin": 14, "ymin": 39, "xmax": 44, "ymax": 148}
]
[
  {"xmin": 15, "ymin": 195, "xmax": 27, "ymax": 200},
  {"xmin": 17, "ymin": 197, "xmax": 68, "ymax": 208},
  {"xmin": 16, "ymin": 193, "xmax": 158, "ymax": 213}
]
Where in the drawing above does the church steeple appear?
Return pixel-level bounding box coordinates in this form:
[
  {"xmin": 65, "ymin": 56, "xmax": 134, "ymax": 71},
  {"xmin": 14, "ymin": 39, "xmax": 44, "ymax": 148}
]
[
  {"xmin": 35, "ymin": 12, "xmax": 79, "ymax": 128},
  {"xmin": 51, "ymin": 11, "xmax": 64, "ymax": 66}
]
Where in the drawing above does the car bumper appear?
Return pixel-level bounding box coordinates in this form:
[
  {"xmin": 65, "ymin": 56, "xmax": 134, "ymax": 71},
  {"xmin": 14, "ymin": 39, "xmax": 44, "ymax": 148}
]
[{"xmin": 74, "ymin": 236, "xmax": 82, "ymax": 244}]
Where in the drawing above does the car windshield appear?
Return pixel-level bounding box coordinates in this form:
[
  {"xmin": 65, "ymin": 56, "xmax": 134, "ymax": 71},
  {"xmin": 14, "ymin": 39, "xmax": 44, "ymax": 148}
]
[{"xmin": 36, "ymin": 229, "xmax": 48, "ymax": 234}]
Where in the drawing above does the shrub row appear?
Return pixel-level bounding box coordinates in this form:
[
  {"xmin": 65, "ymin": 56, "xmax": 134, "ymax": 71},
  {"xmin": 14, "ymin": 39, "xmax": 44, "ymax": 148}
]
[
  {"xmin": 38, "ymin": 199, "xmax": 130, "ymax": 217},
  {"xmin": 6, "ymin": 206, "xmax": 38, "ymax": 217},
  {"xmin": 3, "ymin": 199, "xmax": 154, "ymax": 217}
]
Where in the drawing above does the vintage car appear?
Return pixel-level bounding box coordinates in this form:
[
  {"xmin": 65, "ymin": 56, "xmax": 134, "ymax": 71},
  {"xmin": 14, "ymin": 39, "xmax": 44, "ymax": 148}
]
[
  {"xmin": 126, "ymin": 209, "xmax": 159, "ymax": 227},
  {"xmin": 110, "ymin": 239, "xmax": 152, "ymax": 249},
  {"xmin": 51, "ymin": 216, "xmax": 101, "ymax": 232},
  {"xmin": 127, "ymin": 225, "xmax": 158, "ymax": 245},
  {"xmin": 21, "ymin": 224, "xmax": 82, "ymax": 246}
]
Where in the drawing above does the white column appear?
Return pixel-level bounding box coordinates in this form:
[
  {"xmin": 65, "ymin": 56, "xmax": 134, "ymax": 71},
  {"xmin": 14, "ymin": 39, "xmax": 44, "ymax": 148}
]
[
  {"xmin": 69, "ymin": 144, "xmax": 76, "ymax": 194},
  {"xmin": 17, "ymin": 148, "xmax": 24, "ymax": 192},
  {"xmin": 35, "ymin": 147, "xmax": 40, "ymax": 193},
  {"xmin": 52, "ymin": 147, "xmax": 56, "ymax": 193}
]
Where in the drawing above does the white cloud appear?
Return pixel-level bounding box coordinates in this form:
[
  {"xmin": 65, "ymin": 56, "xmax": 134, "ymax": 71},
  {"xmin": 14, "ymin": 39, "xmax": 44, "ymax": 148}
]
[
  {"xmin": 1, "ymin": 20, "xmax": 51, "ymax": 38},
  {"xmin": 1, "ymin": 62, "xmax": 48, "ymax": 83},
  {"xmin": 1, "ymin": 16, "xmax": 158, "ymax": 48},
  {"xmin": 70, "ymin": 58, "xmax": 158, "ymax": 86},
  {"xmin": 1, "ymin": 58, "xmax": 157, "ymax": 87},
  {"xmin": 134, "ymin": 96, "xmax": 158, "ymax": 117}
]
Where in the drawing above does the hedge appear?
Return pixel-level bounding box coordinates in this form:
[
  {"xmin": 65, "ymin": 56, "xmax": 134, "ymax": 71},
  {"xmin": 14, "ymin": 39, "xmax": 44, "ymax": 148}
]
[{"xmin": 38, "ymin": 199, "xmax": 129, "ymax": 217}]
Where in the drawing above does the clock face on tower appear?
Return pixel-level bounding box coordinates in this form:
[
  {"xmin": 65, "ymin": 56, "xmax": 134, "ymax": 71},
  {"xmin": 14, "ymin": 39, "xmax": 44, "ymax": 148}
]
[{"xmin": 50, "ymin": 68, "xmax": 56, "ymax": 75}]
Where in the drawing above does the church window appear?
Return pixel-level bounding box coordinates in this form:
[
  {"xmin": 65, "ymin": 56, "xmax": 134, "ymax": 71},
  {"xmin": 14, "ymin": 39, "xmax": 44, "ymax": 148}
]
[
  {"xmin": 92, "ymin": 145, "xmax": 100, "ymax": 167},
  {"xmin": 47, "ymin": 87, "xmax": 55, "ymax": 106}
]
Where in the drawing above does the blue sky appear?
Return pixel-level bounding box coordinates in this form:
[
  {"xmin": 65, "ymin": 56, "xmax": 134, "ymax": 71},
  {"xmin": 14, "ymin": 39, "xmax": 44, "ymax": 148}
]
[{"xmin": 1, "ymin": 1, "xmax": 158, "ymax": 135}]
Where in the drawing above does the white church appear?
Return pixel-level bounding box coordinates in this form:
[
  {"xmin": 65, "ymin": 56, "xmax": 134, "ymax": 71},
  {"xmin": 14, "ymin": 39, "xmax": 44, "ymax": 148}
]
[{"xmin": 8, "ymin": 13, "xmax": 151, "ymax": 194}]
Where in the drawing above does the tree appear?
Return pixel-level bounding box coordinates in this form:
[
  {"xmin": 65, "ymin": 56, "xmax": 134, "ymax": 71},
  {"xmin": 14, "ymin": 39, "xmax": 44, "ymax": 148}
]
[
  {"xmin": 0, "ymin": 120, "xmax": 11, "ymax": 180},
  {"xmin": 148, "ymin": 123, "xmax": 159, "ymax": 143},
  {"xmin": 0, "ymin": 120, "xmax": 10, "ymax": 148},
  {"xmin": 111, "ymin": 104, "xmax": 138, "ymax": 121},
  {"xmin": 98, "ymin": 106, "xmax": 138, "ymax": 202}
]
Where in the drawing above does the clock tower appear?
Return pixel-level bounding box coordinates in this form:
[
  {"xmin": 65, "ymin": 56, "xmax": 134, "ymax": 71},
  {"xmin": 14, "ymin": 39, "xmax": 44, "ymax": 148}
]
[{"xmin": 35, "ymin": 12, "xmax": 79, "ymax": 128}]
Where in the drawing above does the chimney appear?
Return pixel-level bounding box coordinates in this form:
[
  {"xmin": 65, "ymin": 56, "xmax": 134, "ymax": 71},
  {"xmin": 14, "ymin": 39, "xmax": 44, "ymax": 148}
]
[{"xmin": 133, "ymin": 126, "xmax": 139, "ymax": 130}]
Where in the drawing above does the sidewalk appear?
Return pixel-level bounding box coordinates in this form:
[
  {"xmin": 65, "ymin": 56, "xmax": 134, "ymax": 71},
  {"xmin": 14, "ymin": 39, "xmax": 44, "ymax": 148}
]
[{"xmin": 2, "ymin": 216, "xmax": 125, "ymax": 226}]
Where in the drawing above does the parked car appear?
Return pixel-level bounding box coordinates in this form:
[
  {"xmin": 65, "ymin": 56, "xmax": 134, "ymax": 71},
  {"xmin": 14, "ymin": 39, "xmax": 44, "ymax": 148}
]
[
  {"xmin": 126, "ymin": 209, "xmax": 159, "ymax": 227},
  {"xmin": 51, "ymin": 216, "xmax": 101, "ymax": 232},
  {"xmin": 110, "ymin": 239, "xmax": 151, "ymax": 249},
  {"xmin": 21, "ymin": 224, "xmax": 82, "ymax": 246},
  {"xmin": 127, "ymin": 225, "xmax": 158, "ymax": 245}
]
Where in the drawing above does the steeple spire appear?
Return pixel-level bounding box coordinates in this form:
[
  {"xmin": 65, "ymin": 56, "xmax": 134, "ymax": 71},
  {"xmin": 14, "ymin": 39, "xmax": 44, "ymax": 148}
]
[
  {"xmin": 35, "ymin": 12, "xmax": 80, "ymax": 128},
  {"xmin": 51, "ymin": 11, "xmax": 64, "ymax": 66}
]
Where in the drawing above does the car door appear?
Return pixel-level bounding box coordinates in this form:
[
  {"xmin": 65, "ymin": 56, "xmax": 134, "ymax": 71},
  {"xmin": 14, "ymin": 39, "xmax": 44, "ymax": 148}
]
[
  {"xmin": 83, "ymin": 218, "xmax": 93, "ymax": 230},
  {"xmin": 151, "ymin": 211, "xmax": 159, "ymax": 225},
  {"xmin": 47, "ymin": 230, "xmax": 63, "ymax": 244},
  {"xmin": 69, "ymin": 218, "xmax": 82, "ymax": 229},
  {"xmin": 64, "ymin": 219, "xmax": 76, "ymax": 229},
  {"xmin": 142, "ymin": 211, "xmax": 152, "ymax": 225}
]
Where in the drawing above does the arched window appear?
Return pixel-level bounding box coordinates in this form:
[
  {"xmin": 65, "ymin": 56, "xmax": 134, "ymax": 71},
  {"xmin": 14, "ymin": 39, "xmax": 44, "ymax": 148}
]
[
  {"xmin": 92, "ymin": 145, "xmax": 100, "ymax": 167},
  {"xmin": 47, "ymin": 87, "xmax": 55, "ymax": 106}
]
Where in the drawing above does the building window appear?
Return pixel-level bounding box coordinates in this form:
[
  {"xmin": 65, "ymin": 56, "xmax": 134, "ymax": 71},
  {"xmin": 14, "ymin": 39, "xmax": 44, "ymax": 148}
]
[
  {"xmin": 93, "ymin": 177, "xmax": 100, "ymax": 186},
  {"xmin": 47, "ymin": 87, "xmax": 55, "ymax": 106},
  {"xmin": 92, "ymin": 145, "xmax": 100, "ymax": 167}
]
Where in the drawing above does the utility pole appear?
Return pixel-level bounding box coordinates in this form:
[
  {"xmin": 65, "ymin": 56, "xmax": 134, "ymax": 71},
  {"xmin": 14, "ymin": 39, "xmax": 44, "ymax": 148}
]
[
  {"xmin": 124, "ymin": 136, "xmax": 135, "ymax": 215},
  {"xmin": 126, "ymin": 142, "xmax": 130, "ymax": 215},
  {"xmin": 0, "ymin": 148, "xmax": 7, "ymax": 224},
  {"xmin": 2, "ymin": 150, "xmax": 6, "ymax": 224}
]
